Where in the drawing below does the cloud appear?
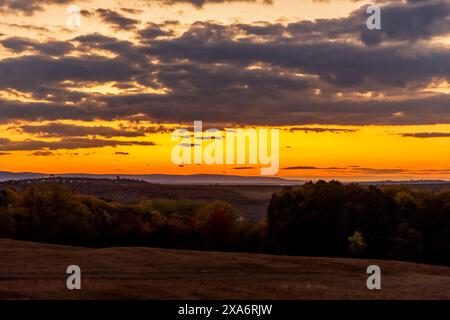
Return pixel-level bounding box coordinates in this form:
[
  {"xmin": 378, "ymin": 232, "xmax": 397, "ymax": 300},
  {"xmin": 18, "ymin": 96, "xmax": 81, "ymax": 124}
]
[
  {"xmin": 0, "ymin": 22, "xmax": 50, "ymax": 32},
  {"xmin": 143, "ymin": 23, "xmax": 450, "ymax": 90},
  {"xmin": 288, "ymin": 1, "xmax": 450, "ymax": 46},
  {"xmin": 0, "ymin": 0, "xmax": 72, "ymax": 15},
  {"xmin": 29, "ymin": 150, "xmax": 55, "ymax": 156},
  {"xmin": 0, "ymin": 137, "xmax": 156, "ymax": 151},
  {"xmin": 282, "ymin": 166, "xmax": 321, "ymax": 170},
  {"xmin": 0, "ymin": 37, "xmax": 74, "ymax": 55},
  {"xmin": 360, "ymin": 0, "xmax": 450, "ymax": 46},
  {"xmin": 114, "ymin": 151, "xmax": 130, "ymax": 155},
  {"xmin": 400, "ymin": 132, "xmax": 450, "ymax": 138},
  {"xmin": 157, "ymin": 0, "xmax": 273, "ymax": 8},
  {"xmin": 0, "ymin": 1, "xmax": 450, "ymax": 127},
  {"xmin": 73, "ymin": 33, "xmax": 146, "ymax": 64},
  {"xmin": 16, "ymin": 123, "xmax": 147, "ymax": 138},
  {"xmin": 139, "ymin": 23, "xmax": 175, "ymax": 40},
  {"xmin": 288, "ymin": 127, "xmax": 358, "ymax": 133},
  {"xmin": 0, "ymin": 54, "xmax": 140, "ymax": 99},
  {"xmin": 120, "ymin": 8, "xmax": 143, "ymax": 15},
  {"xmin": 96, "ymin": 8, "xmax": 139, "ymax": 31},
  {"xmin": 282, "ymin": 166, "xmax": 348, "ymax": 170}
]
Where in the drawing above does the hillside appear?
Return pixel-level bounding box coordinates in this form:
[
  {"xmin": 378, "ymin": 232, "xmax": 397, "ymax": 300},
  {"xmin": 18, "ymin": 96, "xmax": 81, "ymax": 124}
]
[
  {"xmin": 0, "ymin": 178, "xmax": 282, "ymax": 219},
  {"xmin": 0, "ymin": 239, "xmax": 449, "ymax": 300}
]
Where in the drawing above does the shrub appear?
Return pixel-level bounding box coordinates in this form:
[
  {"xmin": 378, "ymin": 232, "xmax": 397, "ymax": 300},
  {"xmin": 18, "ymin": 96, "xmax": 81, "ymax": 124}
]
[{"xmin": 347, "ymin": 231, "xmax": 367, "ymax": 257}]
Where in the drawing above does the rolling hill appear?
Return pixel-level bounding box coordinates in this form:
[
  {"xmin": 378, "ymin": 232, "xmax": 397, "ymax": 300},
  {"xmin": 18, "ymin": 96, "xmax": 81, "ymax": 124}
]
[{"xmin": 0, "ymin": 239, "xmax": 449, "ymax": 300}]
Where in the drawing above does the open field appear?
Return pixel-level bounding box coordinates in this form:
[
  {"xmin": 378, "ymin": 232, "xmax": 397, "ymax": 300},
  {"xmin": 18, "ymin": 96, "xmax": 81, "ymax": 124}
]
[{"xmin": 0, "ymin": 239, "xmax": 449, "ymax": 300}]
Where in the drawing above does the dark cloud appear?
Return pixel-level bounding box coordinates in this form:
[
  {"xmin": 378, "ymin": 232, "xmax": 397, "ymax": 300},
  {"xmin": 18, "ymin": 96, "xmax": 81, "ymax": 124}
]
[
  {"xmin": 0, "ymin": 137, "xmax": 156, "ymax": 151},
  {"xmin": 134, "ymin": 125, "xmax": 173, "ymax": 134},
  {"xmin": 0, "ymin": 54, "xmax": 140, "ymax": 99},
  {"xmin": 288, "ymin": 1, "xmax": 450, "ymax": 46},
  {"xmin": 120, "ymin": 8, "xmax": 143, "ymax": 15},
  {"xmin": 139, "ymin": 23, "xmax": 175, "ymax": 40},
  {"xmin": 114, "ymin": 151, "xmax": 130, "ymax": 155},
  {"xmin": 0, "ymin": 100, "xmax": 91, "ymax": 123},
  {"xmin": 73, "ymin": 33, "xmax": 148, "ymax": 64},
  {"xmin": 16, "ymin": 123, "xmax": 147, "ymax": 138},
  {"xmin": 158, "ymin": 0, "xmax": 272, "ymax": 8},
  {"xmin": 96, "ymin": 8, "xmax": 139, "ymax": 31},
  {"xmin": 80, "ymin": 9, "xmax": 92, "ymax": 17},
  {"xmin": 282, "ymin": 166, "xmax": 321, "ymax": 170},
  {"xmin": 282, "ymin": 166, "xmax": 350, "ymax": 170},
  {"xmin": 0, "ymin": 37, "xmax": 74, "ymax": 55},
  {"xmin": 360, "ymin": 0, "xmax": 450, "ymax": 46},
  {"xmin": 143, "ymin": 23, "xmax": 450, "ymax": 89},
  {"xmin": 29, "ymin": 150, "xmax": 55, "ymax": 156},
  {"xmin": 0, "ymin": 0, "xmax": 72, "ymax": 15},
  {"xmin": 400, "ymin": 132, "xmax": 450, "ymax": 138},
  {"xmin": 0, "ymin": 1, "xmax": 450, "ymax": 127},
  {"xmin": 288, "ymin": 127, "xmax": 358, "ymax": 133}
]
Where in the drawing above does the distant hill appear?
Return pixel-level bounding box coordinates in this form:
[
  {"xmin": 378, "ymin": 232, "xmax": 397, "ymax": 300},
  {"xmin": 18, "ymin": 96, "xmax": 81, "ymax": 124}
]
[
  {"xmin": 0, "ymin": 171, "xmax": 42, "ymax": 181},
  {"xmin": 359, "ymin": 179, "xmax": 450, "ymax": 185},
  {"xmin": 2, "ymin": 171, "xmax": 449, "ymax": 186},
  {"xmin": 0, "ymin": 171, "xmax": 303, "ymax": 185}
]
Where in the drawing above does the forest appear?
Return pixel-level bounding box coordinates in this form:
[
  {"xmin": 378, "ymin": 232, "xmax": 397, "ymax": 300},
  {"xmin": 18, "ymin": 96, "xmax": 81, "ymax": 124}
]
[{"xmin": 0, "ymin": 180, "xmax": 448, "ymax": 266}]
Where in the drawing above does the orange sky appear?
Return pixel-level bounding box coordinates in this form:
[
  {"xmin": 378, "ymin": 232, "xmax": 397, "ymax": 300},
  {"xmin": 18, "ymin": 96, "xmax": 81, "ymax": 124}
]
[
  {"xmin": 1, "ymin": 0, "xmax": 450, "ymax": 181},
  {"xmin": 2, "ymin": 120, "xmax": 450, "ymax": 180}
]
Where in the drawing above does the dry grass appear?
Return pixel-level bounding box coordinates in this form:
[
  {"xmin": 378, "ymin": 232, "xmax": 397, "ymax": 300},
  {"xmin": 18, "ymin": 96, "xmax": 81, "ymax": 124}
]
[{"xmin": 0, "ymin": 239, "xmax": 449, "ymax": 300}]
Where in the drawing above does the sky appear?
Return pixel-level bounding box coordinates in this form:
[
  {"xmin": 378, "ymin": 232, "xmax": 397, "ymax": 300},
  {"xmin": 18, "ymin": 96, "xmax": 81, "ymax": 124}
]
[{"xmin": 1, "ymin": 0, "xmax": 450, "ymax": 181}]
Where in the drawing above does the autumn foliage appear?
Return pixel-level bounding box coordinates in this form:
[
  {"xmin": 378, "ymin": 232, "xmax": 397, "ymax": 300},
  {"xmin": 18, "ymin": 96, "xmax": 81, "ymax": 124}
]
[{"xmin": 0, "ymin": 181, "xmax": 449, "ymax": 265}]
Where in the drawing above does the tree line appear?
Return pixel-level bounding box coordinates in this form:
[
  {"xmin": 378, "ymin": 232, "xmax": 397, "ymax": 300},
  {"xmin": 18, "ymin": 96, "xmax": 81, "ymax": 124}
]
[{"xmin": 0, "ymin": 180, "xmax": 448, "ymax": 265}]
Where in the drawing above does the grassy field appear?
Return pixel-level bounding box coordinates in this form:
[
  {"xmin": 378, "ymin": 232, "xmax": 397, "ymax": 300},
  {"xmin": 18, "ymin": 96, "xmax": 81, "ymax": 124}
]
[{"xmin": 0, "ymin": 239, "xmax": 449, "ymax": 300}]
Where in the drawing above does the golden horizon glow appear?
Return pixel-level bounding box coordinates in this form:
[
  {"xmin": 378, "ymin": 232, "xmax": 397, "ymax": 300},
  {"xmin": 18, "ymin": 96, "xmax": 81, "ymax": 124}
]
[{"xmin": 1, "ymin": 121, "xmax": 450, "ymax": 180}]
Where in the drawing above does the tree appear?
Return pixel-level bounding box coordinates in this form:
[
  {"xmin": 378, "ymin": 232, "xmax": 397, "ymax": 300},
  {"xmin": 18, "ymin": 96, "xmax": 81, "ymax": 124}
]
[
  {"xmin": 348, "ymin": 231, "xmax": 367, "ymax": 257},
  {"xmin": 195, "ymin": 201, "xmax": 238, "ymax": 250}
]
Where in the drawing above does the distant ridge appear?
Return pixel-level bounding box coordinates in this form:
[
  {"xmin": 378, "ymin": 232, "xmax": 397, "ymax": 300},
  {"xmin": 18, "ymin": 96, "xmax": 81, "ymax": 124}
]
[
  {"xmin": 0, "ymin": 171, "xmax": 304, "ymax": 185},
  {"xmin": 358, "ymin": 179, "xmax": 450, "ymax": 185},
  {"xmin": 1, "ymin": 171, "xmax": 449, "ymax": 185}
]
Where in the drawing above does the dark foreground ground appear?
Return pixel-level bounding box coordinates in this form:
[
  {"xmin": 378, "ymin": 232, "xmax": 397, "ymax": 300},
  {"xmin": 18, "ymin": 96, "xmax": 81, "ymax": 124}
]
[{"xmin": 0, "ymin": 239, "xmax": 449, "ymax": 300}]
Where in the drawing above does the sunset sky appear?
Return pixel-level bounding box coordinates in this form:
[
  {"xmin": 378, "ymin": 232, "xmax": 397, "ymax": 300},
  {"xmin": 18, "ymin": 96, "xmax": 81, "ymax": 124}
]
[{"xmin": 1, "ymin": 0, "xmax": 450, "ymax": 181}]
